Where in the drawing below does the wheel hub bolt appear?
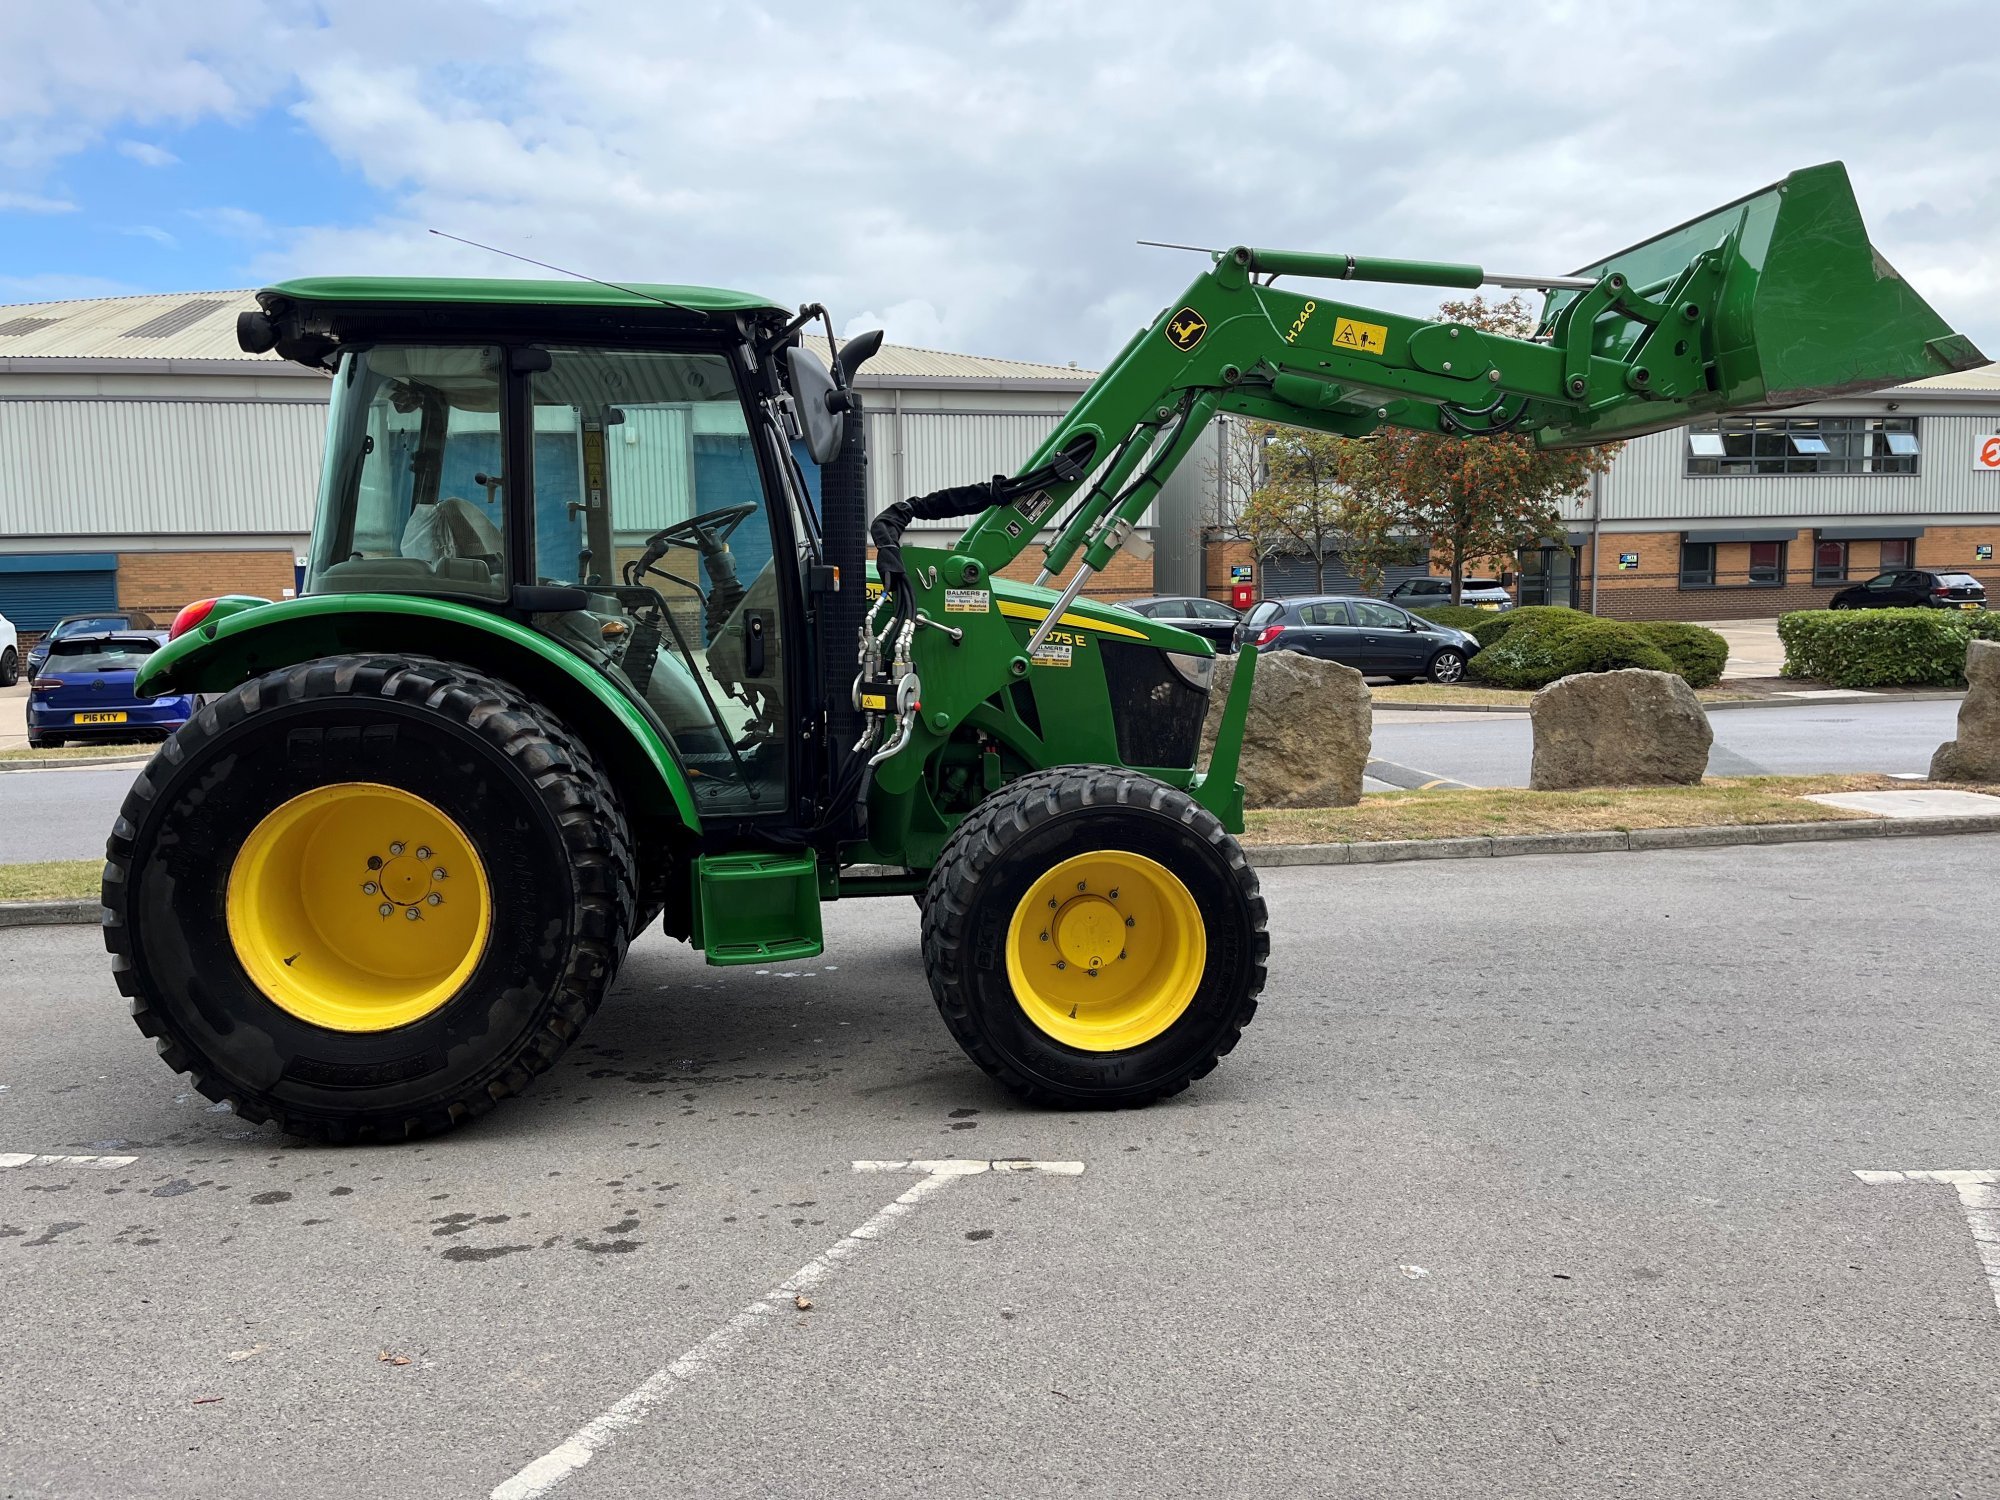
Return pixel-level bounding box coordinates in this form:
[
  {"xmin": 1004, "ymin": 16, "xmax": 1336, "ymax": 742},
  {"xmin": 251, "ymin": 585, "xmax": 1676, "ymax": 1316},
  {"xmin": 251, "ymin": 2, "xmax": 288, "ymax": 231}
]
[
  {"xmin": 378, "ymin": 903, "xmax": 393, "ymax": 918},
  {"xmin": 362, "ymin": 882, "xmax": 378, "ymax": 895},
  {"xmin": 405, "ymin": 907, "xmax": 421, "ymax": 922},
  {"xmin": 1124, "ymin": 916, "xmax": 1135, "ymax": 928},
  {"xmin": 390, "ymin": 841, "xmax": 406, "ymax": 856},
  {"xmin": 416, "ymin": 846, "xmax": 432, "ymax": 861},
  {"xmin": 427, "ymin": 892, "xmax": 443, "ymax": 906},
  {"xmin": 1055, "ymin": 960, "xmax": 1066, "ymax": 970},
  {"xmin": 432, "ymin": 868, "xmax": 448, "ymax": 881}
]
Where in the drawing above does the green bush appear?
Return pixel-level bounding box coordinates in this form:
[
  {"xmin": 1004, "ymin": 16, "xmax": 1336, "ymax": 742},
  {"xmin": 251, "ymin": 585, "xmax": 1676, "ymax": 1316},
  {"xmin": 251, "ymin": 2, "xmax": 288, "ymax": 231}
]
[
  {"xmin": 1408, "ymin": 604, "xmax": 1492, "ymax": 633},
  {"xmin": 1632, "ymin": 621, "xmax": 1729, "ymax": 688},
  {"xmin": 1470, "ymin": 604, "xmax": 1587, "ymax": 649},
  {"xmin": 1778, "ymin": 608, "xmax": 1990, "ymax": 688},
  {"xmin": 1468, "ymin": 613, "xmax": 1678, "ymax": 689}
]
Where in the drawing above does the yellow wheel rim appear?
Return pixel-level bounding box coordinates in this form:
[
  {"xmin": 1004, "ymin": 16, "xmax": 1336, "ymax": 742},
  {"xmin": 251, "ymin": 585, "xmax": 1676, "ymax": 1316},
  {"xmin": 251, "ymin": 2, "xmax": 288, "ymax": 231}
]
[
  {"xmin": 225, "ymin": 782, "xmax": 493, "ymax": 1033},
  {"xmin": 1004, "ymin": 850, "xmax": 1205, "ymax": 1052}
]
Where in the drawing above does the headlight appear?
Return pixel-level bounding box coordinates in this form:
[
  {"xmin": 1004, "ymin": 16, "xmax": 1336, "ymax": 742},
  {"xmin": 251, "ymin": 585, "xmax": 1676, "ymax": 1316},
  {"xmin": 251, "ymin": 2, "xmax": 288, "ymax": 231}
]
[{"xmin": 1164, "ymin": 651, "xmax": 1214, "ymax": 691}]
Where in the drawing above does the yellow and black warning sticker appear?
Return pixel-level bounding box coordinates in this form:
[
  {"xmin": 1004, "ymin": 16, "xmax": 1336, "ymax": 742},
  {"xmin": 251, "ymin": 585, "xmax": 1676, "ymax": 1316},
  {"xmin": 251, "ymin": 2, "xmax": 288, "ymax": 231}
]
[
  {"xmin": 859, "ymin": 692, "xmax": 888, "ymax": 711},
  {"xmin": 944, "ymin": 588, "xmax": 991, "ymax": 613},
  {"xmin": 1333, "ymin": 316, "xmax": 1389, "ymax": 355},
  {"xmin": 1164, "ymin": 307, "xmax": 1208, "ymax": 353}
]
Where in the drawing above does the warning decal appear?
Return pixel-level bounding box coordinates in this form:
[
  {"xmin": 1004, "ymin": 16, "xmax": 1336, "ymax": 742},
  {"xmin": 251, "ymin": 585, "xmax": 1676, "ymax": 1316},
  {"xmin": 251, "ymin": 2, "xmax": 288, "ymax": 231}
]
[{"xmin": 1333, "ymin": 317, "xmax": 1389, "ymax": 356}]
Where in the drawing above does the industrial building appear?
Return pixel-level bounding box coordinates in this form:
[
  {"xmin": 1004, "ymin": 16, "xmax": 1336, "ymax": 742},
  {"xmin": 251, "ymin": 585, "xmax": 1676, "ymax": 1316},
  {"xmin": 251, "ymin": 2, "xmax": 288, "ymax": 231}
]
[{"xmin": 0, "ymin": 288, "xmax": 1216, "ymax": 635}]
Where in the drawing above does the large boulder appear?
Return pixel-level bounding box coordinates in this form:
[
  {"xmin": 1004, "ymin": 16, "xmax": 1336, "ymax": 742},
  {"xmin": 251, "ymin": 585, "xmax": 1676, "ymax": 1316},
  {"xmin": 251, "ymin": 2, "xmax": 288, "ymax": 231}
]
[
  {"xmin": 1528, "ymin": 668, "xmax": 1712, "ymax": 790},
  {"xmin": 1199, "ymin": 650, "xmax": 1370, "ymax": 808},
  {"xmin": 1930, "ymin": 638, "xmax": 2000, "ymax": 781}
]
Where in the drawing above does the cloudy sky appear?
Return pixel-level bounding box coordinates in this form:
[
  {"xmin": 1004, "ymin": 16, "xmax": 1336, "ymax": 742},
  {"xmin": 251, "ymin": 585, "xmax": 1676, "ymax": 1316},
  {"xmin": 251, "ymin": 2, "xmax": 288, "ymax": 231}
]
[{"xmin": 1, "ymin": 0, "xmax": 1995, "ymax": 367}]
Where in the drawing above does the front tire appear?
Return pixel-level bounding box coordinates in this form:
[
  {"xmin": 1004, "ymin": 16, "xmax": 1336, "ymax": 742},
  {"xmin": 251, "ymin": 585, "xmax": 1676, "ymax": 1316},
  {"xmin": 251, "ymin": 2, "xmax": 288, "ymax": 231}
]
[
  {"xmin": 1428, "ymin": 648, "xmax": 1468, "ymax": 684},
  {"xmin": 0, "ymin": 646, "xmax": 16, "ymax": 686},
  {"xmin": 921, "ymin": 767, "xmax": 1267, "ymax": 1107},
  {"xmin": 103, "ymin": 655, "xmax": 637, "ymax": 1142}
]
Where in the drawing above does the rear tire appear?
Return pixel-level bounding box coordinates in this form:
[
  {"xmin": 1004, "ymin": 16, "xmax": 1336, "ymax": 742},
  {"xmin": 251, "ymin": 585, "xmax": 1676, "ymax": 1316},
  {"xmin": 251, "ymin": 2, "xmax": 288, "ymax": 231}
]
[
  {"xmin": 103, "ymin": 654, "xmax": 637, "ymax": 1142},
  {"xmin": 921, "ymin": 767, "xmax": 1267, "ymax": 1108},
  {"xmin": 0, "ymin": 646, "xmax": 16, "ymax": 686}
]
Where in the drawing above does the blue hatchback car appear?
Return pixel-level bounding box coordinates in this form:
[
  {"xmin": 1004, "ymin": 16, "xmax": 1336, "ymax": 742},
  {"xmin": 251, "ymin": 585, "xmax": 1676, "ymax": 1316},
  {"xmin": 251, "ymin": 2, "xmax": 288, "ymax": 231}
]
[{"xmin": 27, "ymin": 631, "xmax": 194, "ymax": 749}]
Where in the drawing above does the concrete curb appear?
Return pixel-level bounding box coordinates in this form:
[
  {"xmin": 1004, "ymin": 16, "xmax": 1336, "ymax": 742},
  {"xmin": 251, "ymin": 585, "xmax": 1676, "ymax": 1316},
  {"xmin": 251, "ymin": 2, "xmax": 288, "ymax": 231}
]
[
  {"xmin": 1243, "ymin": 814, "xmax": 2000, "ymax": 869},
  {"xmin": 0, "ymin": 753, "xmax": 150, "ymax": 774},
  {"xmin": 6, "ymin": 814, "xmax": 1999, "ymax": 927},
  {"xmin": 0, "ymin": 899, "xmax": 100, "ymax": 928},
  {"xmin": 1372, "ymin": 690, "xmax": 1966, "ymax": 716}
]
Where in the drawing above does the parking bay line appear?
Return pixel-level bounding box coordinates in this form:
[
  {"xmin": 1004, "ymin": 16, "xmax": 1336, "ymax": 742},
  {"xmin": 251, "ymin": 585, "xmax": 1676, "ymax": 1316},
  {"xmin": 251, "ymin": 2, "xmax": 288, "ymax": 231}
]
[
  {"xmin": 0, "ymin": 1152, "xmax": 137, "ymax": 1169},
  {"xmin": 491, "ymin": 1159, "xmax": 1086, "ymax": 1500},
  {"xmin": 1855, "ymin": 1170, "xmax": 2000, "ymax": 1313}
]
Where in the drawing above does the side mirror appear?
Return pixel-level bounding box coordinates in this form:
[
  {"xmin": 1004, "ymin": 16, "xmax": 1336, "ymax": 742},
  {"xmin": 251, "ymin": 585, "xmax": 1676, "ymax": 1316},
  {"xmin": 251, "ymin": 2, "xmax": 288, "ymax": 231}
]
[{"xmin": 785, "ymin": 346, "xmax": 846, "ymax": 465}]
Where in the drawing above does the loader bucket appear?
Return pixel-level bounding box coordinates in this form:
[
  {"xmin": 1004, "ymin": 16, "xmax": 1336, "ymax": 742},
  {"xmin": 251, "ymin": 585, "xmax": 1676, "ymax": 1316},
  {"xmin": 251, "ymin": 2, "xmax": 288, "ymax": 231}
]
[{"xmin": 1535, "ymin": 161, "xmax": 1984, "ymax": 446}]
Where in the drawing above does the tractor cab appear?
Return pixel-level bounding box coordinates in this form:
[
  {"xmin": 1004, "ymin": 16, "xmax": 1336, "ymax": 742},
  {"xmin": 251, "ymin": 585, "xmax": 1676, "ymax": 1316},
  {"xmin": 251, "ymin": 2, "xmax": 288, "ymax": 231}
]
[{"xmin": 248, "ymin": 279, "xmax": 843, "ymax": 818}]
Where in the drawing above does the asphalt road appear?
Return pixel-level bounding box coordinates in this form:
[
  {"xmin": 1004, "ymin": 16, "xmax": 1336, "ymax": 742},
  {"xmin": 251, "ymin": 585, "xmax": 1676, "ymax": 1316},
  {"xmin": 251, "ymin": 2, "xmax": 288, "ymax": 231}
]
[
  {"xmin": 6, "ymin": 840, "xmax": 2000, "ymax": 1498},
  {"xmin": 1373, "ymin": 697, "xmax": 1962, "ymax": 789}
]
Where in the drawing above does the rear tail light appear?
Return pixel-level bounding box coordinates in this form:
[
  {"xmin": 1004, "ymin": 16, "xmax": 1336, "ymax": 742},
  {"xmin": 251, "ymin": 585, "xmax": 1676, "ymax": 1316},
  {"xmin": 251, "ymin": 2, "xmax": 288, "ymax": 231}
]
[
  {"xmin": 29, "ymin": 678, "xmax": 60, "ymax": 692},
  {"xmin": 169, "ymin": 598, "xmax": 219, "ymax": 640},
  {"xmin": 1254, "ymin": 625, "xmax": 1284, "ymax": 648},
  {"xmin": 1933, "ymin": 585, "xmax": 1951, "ymax": 597}
]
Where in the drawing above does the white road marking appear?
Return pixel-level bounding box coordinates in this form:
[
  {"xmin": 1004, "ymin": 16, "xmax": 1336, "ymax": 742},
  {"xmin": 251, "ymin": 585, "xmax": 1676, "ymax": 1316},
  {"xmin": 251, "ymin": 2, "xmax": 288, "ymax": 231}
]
[
  {"xmin": 0, "ymin": 1152, "xmax": 137, "ymax": 1169},
  {"xmin": 491, "ymin": 1159, "xmax": 1085, "ymax": 1500},
  {"xmin": 1855, "ymin": 1169, "xmax": 2000, "ymax": 1312}
]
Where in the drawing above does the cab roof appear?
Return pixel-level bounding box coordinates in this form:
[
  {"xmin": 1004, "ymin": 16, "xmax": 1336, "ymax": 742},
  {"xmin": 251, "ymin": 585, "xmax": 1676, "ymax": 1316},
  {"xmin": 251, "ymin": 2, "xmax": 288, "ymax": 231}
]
[{"xmin": 266, "ymin": 276, "xmax": 787, "ymax": 318}]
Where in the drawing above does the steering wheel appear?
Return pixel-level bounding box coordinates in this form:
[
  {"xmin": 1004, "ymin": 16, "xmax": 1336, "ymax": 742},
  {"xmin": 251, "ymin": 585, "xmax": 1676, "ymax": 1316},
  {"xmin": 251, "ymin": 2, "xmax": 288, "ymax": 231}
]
[{"xmin": 640, "ymin": 503, "xmax": 759, "ymax": 561}]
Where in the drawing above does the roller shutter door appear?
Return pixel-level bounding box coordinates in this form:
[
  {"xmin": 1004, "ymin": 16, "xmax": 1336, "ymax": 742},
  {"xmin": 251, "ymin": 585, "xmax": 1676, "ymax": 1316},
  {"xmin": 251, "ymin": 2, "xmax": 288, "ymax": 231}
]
[
  {"xmin": 0, "ymin": 554, "xmax": 119, "ymax": 631},
  {"xmin": 1260, "ymin": 551, "xmax": 1430, "ymax": 599}
]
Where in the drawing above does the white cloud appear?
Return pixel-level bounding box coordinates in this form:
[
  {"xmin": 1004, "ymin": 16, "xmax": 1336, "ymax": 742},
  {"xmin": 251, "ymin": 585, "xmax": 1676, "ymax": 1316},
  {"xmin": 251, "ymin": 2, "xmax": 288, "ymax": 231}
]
[
  {"xmin": 120, "ymin": 224, "xmax": 178, "ymax": 248},
  {"xmin": 0, "ymin": 191, "xmax": 76, "ymax": 214},
  {"xmin": 5, "ymin": 1, "xmax": 2000, "ymax": 365},
  {"xmin": 116, "ymin": 140, "xmax": 180, "ymax": 168}
]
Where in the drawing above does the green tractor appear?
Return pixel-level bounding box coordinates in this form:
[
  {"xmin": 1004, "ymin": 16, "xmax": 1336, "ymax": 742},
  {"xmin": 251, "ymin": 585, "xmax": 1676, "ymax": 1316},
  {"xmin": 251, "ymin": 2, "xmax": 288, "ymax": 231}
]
[{"xmin": 105, "ymin": 163, "xmax": 1978, "ymax": 1140}]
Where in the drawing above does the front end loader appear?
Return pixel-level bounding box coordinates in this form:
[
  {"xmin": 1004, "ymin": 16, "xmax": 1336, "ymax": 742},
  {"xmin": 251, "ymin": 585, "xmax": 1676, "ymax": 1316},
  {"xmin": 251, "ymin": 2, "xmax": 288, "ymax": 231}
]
[{"xmin": 106, "ymin": 162, "xmax": 1980, "ymax": 1139}]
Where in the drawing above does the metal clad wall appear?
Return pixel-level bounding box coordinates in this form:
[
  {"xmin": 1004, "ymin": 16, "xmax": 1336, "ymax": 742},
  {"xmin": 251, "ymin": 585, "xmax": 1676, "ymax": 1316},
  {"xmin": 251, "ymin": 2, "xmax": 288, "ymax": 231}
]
[
  {"xmin": 1605, "ymin": 416, "xmax": 2000, "ymax": 521},
  {"xmin": 0, "ymin": 400, "xmax": 325, "ymax": 536}
]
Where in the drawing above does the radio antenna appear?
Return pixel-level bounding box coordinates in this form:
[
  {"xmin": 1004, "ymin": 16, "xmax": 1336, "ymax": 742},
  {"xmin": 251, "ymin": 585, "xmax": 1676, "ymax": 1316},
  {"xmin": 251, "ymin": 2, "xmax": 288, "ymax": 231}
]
[{"xmin": 427, "ymin": 229, "xmax": 695, "ymax": 313}]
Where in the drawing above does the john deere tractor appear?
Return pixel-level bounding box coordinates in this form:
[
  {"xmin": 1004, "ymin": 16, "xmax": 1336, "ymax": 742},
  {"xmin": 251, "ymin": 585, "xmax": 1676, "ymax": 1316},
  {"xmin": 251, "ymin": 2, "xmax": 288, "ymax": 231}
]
[{"xmin": 105, "ymin": 163, "xmax": 1979, "ymax": 1139}]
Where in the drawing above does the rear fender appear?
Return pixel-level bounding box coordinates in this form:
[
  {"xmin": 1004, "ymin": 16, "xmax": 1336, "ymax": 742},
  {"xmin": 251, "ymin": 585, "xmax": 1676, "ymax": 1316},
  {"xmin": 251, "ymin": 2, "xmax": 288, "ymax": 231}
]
[{"xmin": 137, "ymin": 594, "xmax": 701, "ymax": 831}]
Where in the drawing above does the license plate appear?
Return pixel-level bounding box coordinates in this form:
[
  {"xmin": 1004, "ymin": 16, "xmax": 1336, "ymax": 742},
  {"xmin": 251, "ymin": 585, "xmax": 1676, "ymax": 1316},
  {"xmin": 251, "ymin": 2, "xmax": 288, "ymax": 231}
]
[
  {"xmin": 1961, "ymin": 602, "xmax": 1983, "ymax": 611},
  {"xmin": 73, "ymin": 711, "xmax": 127, "ymax": 725},
  {"xmin": 1475, "ymin": 602, "xmax": 1503, "ymax": 611}
]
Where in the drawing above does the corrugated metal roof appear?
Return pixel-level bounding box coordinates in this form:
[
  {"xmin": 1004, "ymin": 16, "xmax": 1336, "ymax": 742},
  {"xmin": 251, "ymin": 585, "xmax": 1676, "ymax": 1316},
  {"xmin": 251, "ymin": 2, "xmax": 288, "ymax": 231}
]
[{"xmin": 0, "ymin": 289, "xmax": 1097, "ymax": 382}]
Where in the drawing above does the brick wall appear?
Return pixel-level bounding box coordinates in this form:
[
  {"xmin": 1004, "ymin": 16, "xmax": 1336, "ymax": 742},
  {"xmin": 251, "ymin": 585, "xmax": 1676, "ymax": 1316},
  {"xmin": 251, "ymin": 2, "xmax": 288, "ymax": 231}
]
[
  {"xmin": 1202, "ymin": 537, "xmax": 1258, "ymax": 602},
  {"xmin": 864, "ymin": 544, "xmax": 1155, "ymax": 601},
  {"xmin": 117, "ymin": 550, "xmax": 297, "ymax": 622}
]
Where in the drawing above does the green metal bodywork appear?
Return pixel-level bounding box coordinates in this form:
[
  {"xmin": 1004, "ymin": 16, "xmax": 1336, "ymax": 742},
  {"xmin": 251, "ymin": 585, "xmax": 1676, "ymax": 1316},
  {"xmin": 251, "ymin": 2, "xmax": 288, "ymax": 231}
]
[
  {"xmin": 147, "ymin": 162, "xmax": 1979, "ymax": 963},
  {"xmin": 137, "ymin": 593, "xmax": 701, "ymax": 829},
  {"xmin": 268, "ymin": 276, "xmax": 786, "ymax": 316}
]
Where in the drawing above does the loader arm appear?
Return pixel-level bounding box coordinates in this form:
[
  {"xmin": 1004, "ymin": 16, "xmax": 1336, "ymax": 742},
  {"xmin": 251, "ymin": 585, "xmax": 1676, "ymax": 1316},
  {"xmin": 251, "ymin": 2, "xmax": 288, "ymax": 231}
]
[
  {"xmin": 952, "ymin": 161, "xmax": 1981, "ymax": 594},
  {"xmin": 851, "ymin": 162, "xmax": 1981, "ymax": 861}
]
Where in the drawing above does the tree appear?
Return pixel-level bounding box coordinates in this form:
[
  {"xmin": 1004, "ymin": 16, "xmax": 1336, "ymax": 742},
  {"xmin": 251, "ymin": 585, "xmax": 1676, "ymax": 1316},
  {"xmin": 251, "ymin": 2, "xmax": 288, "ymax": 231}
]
[
  {"xmin": 1334, "ymin": 295, "xmax": 1621, "ymax": 604},
  {"xmin": 1240, "ymin": 424, "xmax": 1422, "ymax": 594}
]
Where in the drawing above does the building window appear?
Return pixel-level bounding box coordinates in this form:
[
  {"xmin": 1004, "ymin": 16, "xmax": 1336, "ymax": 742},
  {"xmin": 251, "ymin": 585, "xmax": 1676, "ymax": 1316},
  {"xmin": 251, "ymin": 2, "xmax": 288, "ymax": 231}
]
[
  {"xmin": 1748, "ymin": 540, "xmax": 1786, "ymax": 585},
  {"xmin": 1680, "ymin": 541, "xmax": 1716, "ymax": 588},
  {"xmin": 1685, "ymin": 415, "xmax": 1920, "ymax": 476},
  {"xmin": 1815, "ymin": 539, "xmax": 1848, "ymax": 584},
  {"xmin": 1880, "ymin": 537, "xmax": 1913, "ymax": 570}
]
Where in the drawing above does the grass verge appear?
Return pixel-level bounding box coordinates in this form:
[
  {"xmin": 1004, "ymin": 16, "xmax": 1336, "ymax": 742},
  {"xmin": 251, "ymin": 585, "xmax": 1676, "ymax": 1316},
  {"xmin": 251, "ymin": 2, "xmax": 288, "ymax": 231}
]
[
  {"xmin": 0, "ymin": 742, "xmax": 151, "ymax": 763},
  {"xmin": 0, "ymin": 859, "xmax": 100, "ymax": 902},
  {"xmin": 1242, "ymin": 774, "xmax": 1907, "ymax": 845},
  {"xmin": 1369, "ymin": 683, "xmax": 1759, "ymax": 708}
]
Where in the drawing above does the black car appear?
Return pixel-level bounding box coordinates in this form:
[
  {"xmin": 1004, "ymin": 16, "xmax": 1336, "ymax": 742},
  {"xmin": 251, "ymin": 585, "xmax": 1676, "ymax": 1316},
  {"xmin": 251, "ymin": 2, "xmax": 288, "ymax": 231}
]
[
  {"xmin": 1116, "ymin": 595, "xmax": 1242, "ymax": 651},
  {"xmin": 1234, "ymin": 595, "xmax": 1480, "ymax": 682},
  {"xmin": 24, "ymin": 610, "xmax": 157, "ymax": 677},
  {"xmin": 1828, "ymin": 570, "xmax": 1987, "ymax": 611}
]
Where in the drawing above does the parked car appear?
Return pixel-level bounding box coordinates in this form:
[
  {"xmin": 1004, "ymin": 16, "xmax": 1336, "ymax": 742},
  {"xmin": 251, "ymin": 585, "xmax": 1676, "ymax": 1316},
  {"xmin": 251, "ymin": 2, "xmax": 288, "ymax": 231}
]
[
  {"xmin": 1116, "ymin": 595, "xmax": 1241, "ymax": 650},
  {"xmin": 1827, "ymin": 569, "xmax": 1987, "ymax": 611},
  {"xmin": 24, "ymin": 610, "xmax": 157, "ymax": 677},
  {"xmin": 1234, "ymin": 595, "xmax": 1481, "ymax": 682},
  {"xmin": 1386, "ymin": 576, "xmax": 1516, "ymax": 611},
  {"xmin": 26, "ymin": 631, "xmax": 194, "ymax": 749},
  {"xmin": 0, "ymin": 610, "xmax": 16, "ymax": 687}
]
